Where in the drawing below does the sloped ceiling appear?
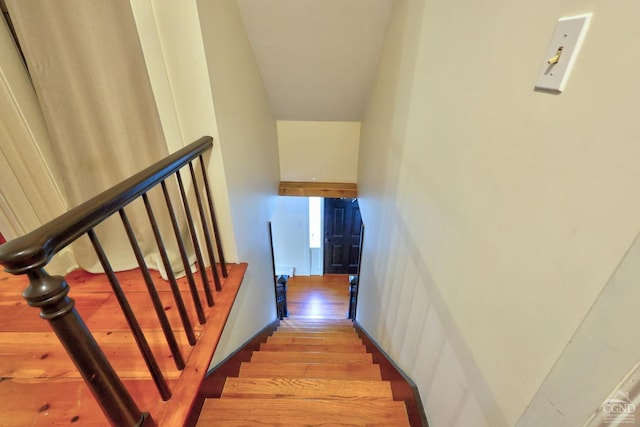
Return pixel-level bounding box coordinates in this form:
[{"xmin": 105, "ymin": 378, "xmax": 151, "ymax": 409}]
[{"xmin": 236, "ymin": 0, "xmax": 393, "ymax": 121}]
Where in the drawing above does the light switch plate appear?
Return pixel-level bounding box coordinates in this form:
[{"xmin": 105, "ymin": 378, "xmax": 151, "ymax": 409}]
[{"xmin": 535, "ymin": 13, "xmax": 592, "ymax": 92}]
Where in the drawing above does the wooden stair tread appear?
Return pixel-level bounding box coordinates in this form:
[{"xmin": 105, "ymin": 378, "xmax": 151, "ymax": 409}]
[
  {"xmin": 193, "ymin": 275, "xmax": 418, "ymax": 426},
  {"xmin": 278, "ymin": 321, "xmax": 354, "ymax": 327},
  {"xmin": 238, "ymin": 361, "xmax": 382, "ymax": 380},
  {"xmin": 250, "ymin": 351, "xmax": 373, "ymax": 364},
  {"xmin": 266, "ymin": 335, "xmax": 362, "ymax": 345},
  {"xmin": 274, "ymin": 326, "xmax": 357, "ymax": 335},
  {"xmin": 278, "ymin": 323, "xmax": 355, "ymax": 332},
  {"xmin": 278, "ymin": 322, "xmax": 353, "ymax": 329},
  {"xmin": 198, "ymin": 398, "xmax": 410, "ymax": 426},
  {"xmin": 276, "ymin": 327, "xmax": 355, "ymax": 334},
  {"xmin": 280, "ymin": 319, "xmax": 353, "ymax": 325},
  {"xmin": 259, "ymin": 343, "xmax": 366, "ymax": 353},
  {"xmin": 273, "ymin": 328, "xmax": 357, "ymax": 334},
  {"xmin": 221, "ymin": 378, "xmax": 393, "ymax": 400}
]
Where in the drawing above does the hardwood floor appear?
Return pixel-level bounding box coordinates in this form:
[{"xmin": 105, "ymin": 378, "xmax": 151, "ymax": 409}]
[
  {"xmin": 0, "ymin": 264, "xmax": 244, "ymax": 426},
  {"xmin": 285, "ymin": 274, "xmax": 350, "ymax": 319},
  {"xmin": 0, "ymin": 269, "xmax": 356, "ymax": 424}
]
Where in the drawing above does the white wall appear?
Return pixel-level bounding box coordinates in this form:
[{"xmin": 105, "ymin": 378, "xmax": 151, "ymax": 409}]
[
  {"xmin": 520, "ymin": 233, "xmax": 640, "ymax": 425},
  {"xmin": 277, "ymin": 120, "xmax": 360, "ymax": 182},
  {"xmin": 271, "ymin": 197, "xmax": 310, "ymax": 276},
  {"xmin": 130, "ymin": 0, "xmax": 238, "ymax": 264},
  {"xmin": 357, "ymin": 0, "xmax": 640, "ymax": 426},
  {"xmin": 197, "ymin": 0, "xmax": 281, "ymax": 368}
]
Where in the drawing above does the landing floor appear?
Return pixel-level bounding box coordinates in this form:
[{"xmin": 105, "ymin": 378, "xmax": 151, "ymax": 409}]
[
  {"xmin": 285, "ymin": 274, "xmax": 350, "ymax": 319},
  {"xmin": 0, "ymin": 264, "xmax": 243, "ymax": 425}
]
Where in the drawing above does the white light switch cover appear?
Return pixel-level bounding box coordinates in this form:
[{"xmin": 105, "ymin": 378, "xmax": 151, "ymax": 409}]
[{"xmin": 535, "ymin": 13, "xmax": 592, "ymax": 92}]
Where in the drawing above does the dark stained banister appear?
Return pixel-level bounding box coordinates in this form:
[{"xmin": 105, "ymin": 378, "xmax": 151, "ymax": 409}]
[
  {"xmin": 0, "ymin": 136, "xmax": 213, "ymax": 274},
  {"xmin": 0, "ymin": 136, "xmax": 228, "ymax": 427}
]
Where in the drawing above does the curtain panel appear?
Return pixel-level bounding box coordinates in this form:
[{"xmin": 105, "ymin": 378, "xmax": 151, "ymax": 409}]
[{"xmin": 5, "ymin": 0, "xmax": 188, "ymax": 275}]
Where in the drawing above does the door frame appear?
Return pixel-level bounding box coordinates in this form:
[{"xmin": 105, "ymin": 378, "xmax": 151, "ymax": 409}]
[{"xmin": 269, "ymin": 195, "xmax": 364, "ymax": 320}]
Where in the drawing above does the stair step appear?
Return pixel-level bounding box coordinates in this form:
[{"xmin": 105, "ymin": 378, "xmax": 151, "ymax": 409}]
[
  {"xmin": 276, "ymin": 327, "xmax": 355, "ymax": 334},
  {"xmin": 278, "ymin": 322, "xmax": 355, "ymax": 331},
  {"xmin": 279, "ymin": 320, "xmax": 354, "ymax": 326},
  {"xmin": 259, "ymin": 343, "xmax": 367, "ymax": 353},
  {"xmin": 274, "ymin": 327, "xmax": 357, "ymax": 334},
  {"xmin": 221, "ymin": 378, "xmax": 393, "ymax": 400},
  {"xmin": 198, "ymin": 398, "xmax": 411, "ymax": 426},
  {"xmin": 250, "ymin": 351, "xmax": 373, "ymax": 364},
  {"xmin": 195, "ymin": 309, "xmax": 414, "ymax": 425},
  {"xmin": 238, "ymin": 361, "xmax": 382, "ymax": 380},
  {"xmin": 279, "ymin": 319, "xmax": 353, "ymax": 327},
  {"xmin": 266, "ymin": 335, "xmax": 362, "ymax": 345},
  {"xmin": 275, "ymin": 326, "xmax": 356, "ymax": 333}
]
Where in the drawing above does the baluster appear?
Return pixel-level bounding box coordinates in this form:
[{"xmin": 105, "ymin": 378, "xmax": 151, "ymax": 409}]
[
  {"xmin": 23, "ymin": 267, "xmax": 148, "ymax": 425},
  {"xmin": 188, "ymin": 162, "xmax": 222, "ymax": 291},
  {"xmin": 142, "ymin": 193, "xmax": 196, "ymax": 345},
  {"xmin": 119, "ymin": 208, "xmax": 185, "ymax": 370},
  {"xmin": 198, "ymin": 154, "xmax": 227, "ymax": 277},
  {"xmin": 161, "ymin": 180, "xmax": 206, "ymax": 324},
  {"xmin": 176, "ymin": 170, "xmax": 214, "ymax": 307},
  {"xmin": 88, "ymin": 229, "xmax": 172, "ymax": 401}
]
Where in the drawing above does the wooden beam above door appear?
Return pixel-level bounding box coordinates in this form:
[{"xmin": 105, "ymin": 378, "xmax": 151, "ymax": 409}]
[{"xmin": 278, "ymin": 181, "xmax": 357, "ymax": 198}]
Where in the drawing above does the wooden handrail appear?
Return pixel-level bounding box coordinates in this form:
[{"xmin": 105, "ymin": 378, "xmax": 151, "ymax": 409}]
[
  {"xmin": 0, "ymin": 136, "xmax": 212, "ymax": 274},
  {"xmin": 0, "ymin": 136, "xmax": 228, "ymax": 426}
]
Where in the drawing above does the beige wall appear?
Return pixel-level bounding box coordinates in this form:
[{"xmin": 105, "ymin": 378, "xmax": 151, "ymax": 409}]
[
  {"xmin": 130, "ymin": 0, "xmax": 238, "ymax": 263},
  {"xmin": 520, "ymin": 232, "xmax": 640, "ymax": 425},
  {"xmin": 277, "ymin": 120, "xmax": 360, "ymax": 182},
  {"xmin": 197, "ymin": 0, "xmax": 280, "ymax": 368},
  {"xmin": 357, "ymin": 0, "xmax": 640, "ymax": 426},
  {"xmin": 3, "ymin": 0, "xmax": 277, "ymax": 362}
]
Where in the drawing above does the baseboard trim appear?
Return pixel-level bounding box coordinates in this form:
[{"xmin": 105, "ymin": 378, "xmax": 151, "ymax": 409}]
[{"xmin": 354, "ymin": 320, "xmax": 429, "ymax": 427}]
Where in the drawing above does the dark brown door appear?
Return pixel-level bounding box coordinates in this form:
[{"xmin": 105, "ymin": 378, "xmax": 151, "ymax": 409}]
[{"xmin": 324, "ymin": 198, "xmax": 362, "ymax": 274}]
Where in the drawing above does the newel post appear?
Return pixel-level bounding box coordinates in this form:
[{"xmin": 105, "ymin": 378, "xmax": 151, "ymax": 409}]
[{"xmin": 23, "ymin": 268, "xmax": 151, "ymax": 427}]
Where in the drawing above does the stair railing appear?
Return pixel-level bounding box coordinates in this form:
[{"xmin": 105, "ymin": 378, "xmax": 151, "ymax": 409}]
[{"xmin": 0, "ymin": 136, "xmax": 226, "ymax": 426}]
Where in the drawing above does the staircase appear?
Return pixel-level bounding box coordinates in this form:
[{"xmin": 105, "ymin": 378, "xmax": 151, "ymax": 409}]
[{"xmin": 197, "ymin": 318, "xmax": 411, "ymax": 426}]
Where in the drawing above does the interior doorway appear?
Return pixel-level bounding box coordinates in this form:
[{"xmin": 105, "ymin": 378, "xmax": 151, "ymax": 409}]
[
  {"xmin": 270, "ymin": 196, "xmax": 363, "ymax": 276},
  {"xmin": 270, "ymin": 196, "xmax": 363, "ymax": 319}
]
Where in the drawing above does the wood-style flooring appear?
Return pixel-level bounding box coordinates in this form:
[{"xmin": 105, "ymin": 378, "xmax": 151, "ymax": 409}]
[
  {"xmin": 0, "ymin": 270, "xmax": 353, "ymax": 424},
  {"xmin": 0, "ymin": 263, "xmax": 244, "ymax": 426},
  {"xmin": 285, "ymin": 274, "xmax": 350, "ymax": 319}
]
